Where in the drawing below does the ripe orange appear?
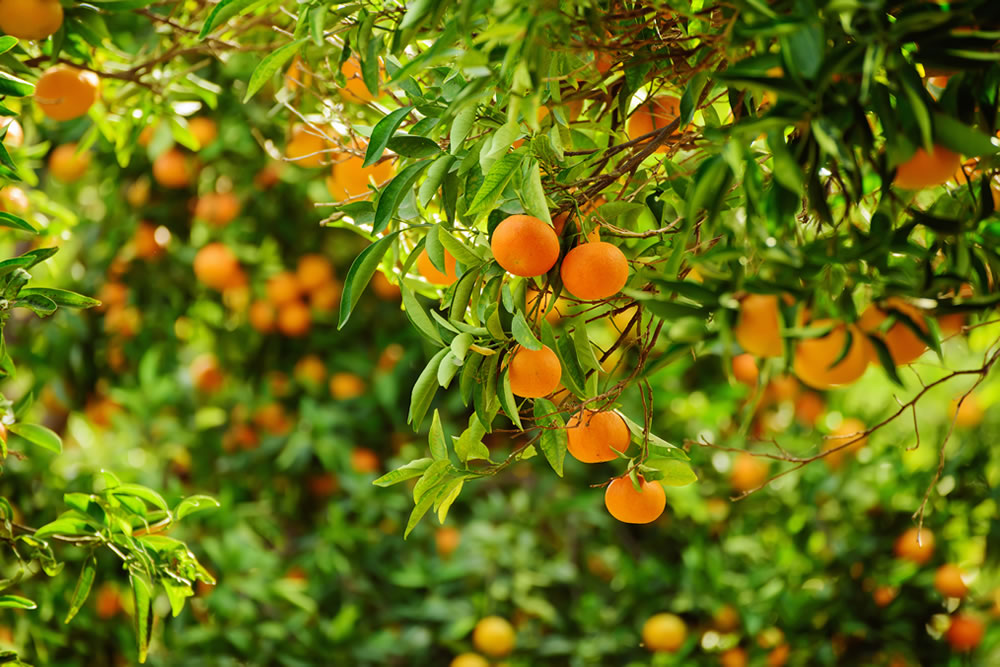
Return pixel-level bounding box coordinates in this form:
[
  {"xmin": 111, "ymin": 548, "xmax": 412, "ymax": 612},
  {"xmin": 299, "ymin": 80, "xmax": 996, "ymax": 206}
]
[
  {"xmin": 293, "ymin": 355, "xmax": 327, "ymax": 387},
  {"xmin": 125, "ymin": 178, "xmax": 150, "ymax": 208},
  {"xmin": 713, "ymin": 605, "xmax": 740, "ymax": 633},
  {"xmin": 417, "ymin": 249, "xmax": 458, "ymax": 286},
  {"xmin": 560, "ymin": 241, "xmax": 629, "ymax": 301},
  {"xmin": 152, "ymin": 148, "xmax": 194, "ymax": 188},
  {"xmin": 894, "ymin": 526, "xmax": 935, "ymax": 565},
  {"xmin": 566, "ymin": 409, "xmax": 630, "ymax": 463},
  {"xmin": 277, "ymin": 301, "xmax": 311, "ymax": 337},
  {"xmin": 594, "ymin": 50, "xmax": 614, "ymax": 74},
  {"xmin": 472, "ymin": 616, "xmax": 516, "ymax": 658},
  {"xmin": 327, "ymin": 142, "xmax": 395, "ymax": 200},
  {"xmin": 873, "ymin": 585, "xmax": 897, "ymax": 607},
  {"xmin": 720, "ymin": 647, "xmax": 749, "ymax": 667},
  {"xmin": 330, "ymin": 372, "xmax": 366, "ymax": 400},
  {"xmin": 450, "ymin": 654, "xmax": 488, "ymax": 667},
  {"xmin": 736, "ymin": 294, "xmax": 784, "ymax": 357},
  {"xmin": 190, "ymin": 354, "xmax": 225, "ymax": 393},
  {"xmin": 248, "ymin": 300, "xmax": 276, "ymax": 333},
  {"xmin": 188, "ymin": 117, "xmax": 218, "ymax": 148},
  {"xmin": 266, "ymin": 271, "xmax": 302, "ymax": 306},
  {"xmin": 793, "ymin": 321, "xmax": 869, "ymax": 389},
  {"xmin": 859, "ymin": 298, "xmax": 928, "ymax": 365},
  {"xmin": 306, "ymin": 472, "xmax": 338, "ymax": 498},
  {"xmin": 49, "ymin": 143, "xmax": 91, "ymax": 183},
  {"xmin": 0, "ymin": 186, "xmax": 29, "ymax": 214},
  {"xmin": 194, "ymin": 192, "xmax": 240, "ymax": 226},
  {"xmin": 628, "ymin": 96, "xmax": 683, "ymax": 150},
  {"xmin": 935, "ymin": 564, "xmax": 969, "ymax": 598},
  {"xmin": 938, "ymin": 284, "xmax": 973, "ymax": 335},
  {"xmin": 794, "ymin": 391, "xmax": 825, "ymax": 427},
  {"xmin": 377, "ymin": 343, "xmax": 405, "ymax": 372},
  {"xmin": 764, "ymin": 374, "xmax": 799, "ymax": 404},
  {"xmin": 822, "ymin": 417, "xmax": 867, "ymax": 469},
  {"xmin": 223, "ymin": 423, "xmax": 259, "ymax": 452},
  {"xmin": 104, "ymin": 305, "xmax": 141, "ymax": 338},
  {"xmin": 133, "ymin": 222, "xmax": 166, "ymax": 260},
  {"xmin": 730, "ymin": 452, "xmax": 768, "ymax": 492},
  {"xmin": 254, "ymin": 163, "xmax": 282, "ymax": 188},
  {"xmin": 1, "ymin": 118, "xmax": 23, "ymax": 148},
  {"xmin": 435, "ymin": 526, "xmax": 461, "ymax": 559},
  {"xmin": 309, "ymin": 280, "xmax": 343, "ymax": 312},
  {"xmin": 253, "ymin": 403, "xmax": 291, "ymax": 436},
  {"xmin": 339, "ymin": 58, "xmax": 375, "ymax": 104},
  {"xmin": 767, "ymin": 644, "xmax": 790, "ymax": 667},
  {"xmin": 0, "ymin": 0, "xmax": 63, "ymax": 40},
  {"xmin": 894, "ymin": 145, "xmax": 961, "ymax": 190},
  {"xmin": 97, "ymin": 282, "xmax": 128, "ymax": 311},
  {"xmin": 35, "ymin": 66, "xmax": 99, "ymax": 121},
  {"xmin": 286, "ymin": 125, "xmax": 329, "ymax": 168},
  {"xmin": 508, "ymin": 345, "xmax": 562, "ymax": 398},
  {"xmin": 949, "ymin": 393, "xmax": 984, "ymax": 428},
  {"xmin": 945, "ymin": 614, "xmax": 984, "ymax": 652},
  {"xmin": 490, "ymin": 214, "xmax": 560, "ymax": 277},
  {"xmin": 350, "ymin": 447, "xmax": 380, "ymax": 473},
  {"xmin": 193, "ymin": 243, "xmax": 243, "ymax": 291},
  {"xmin": 94, "ymin": 584, "xmax": 121, "ymax": 620},
  {"xmin": 732, "ymin": 353, "xmax": 759, "ymax": 387},
  {"xmin": 604, "ymin": 475, "xmax": 666, "ymax": 524},
  {"xmin": 642, "ymin": 613, "xmax": 686, "ymax": 652},
  {"xmin": 371, "ymin": 272, "xmax": 401, "ymax": 300},
  {"xmin": 297, "ymin": 254, "xmax": 335, "ymax": 292}
]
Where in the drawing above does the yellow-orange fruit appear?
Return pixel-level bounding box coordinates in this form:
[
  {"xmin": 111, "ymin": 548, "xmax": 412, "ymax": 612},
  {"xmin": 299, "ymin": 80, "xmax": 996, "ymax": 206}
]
[
  {"xmin": 822, "ymin": 417, "xmax": 867, "ymax": 469},
  {"xmin": 508, "ymin": 345, "xmax": 562, "ymax": 398},
  {"xmin": 294, "ymin": 355, "xmax": 327, "ymax": 387},
  {"xmin": 309, "ymin": 280, "xmax": 343, "ymax": 312},
  {"xmin": 1, "ymin": 118, "xmax": 23, "ymax": 148},
  {"xmin": 873, "ymin": 585, "xmax": 897, "ymax": 607},
  {"xmin": 417, "ymin": 249, "xmax": 458, "ymax": 286},
  {"xmin": 190, "ymin": 354, "xmax": 224, "ymax": 393},
  {"xmin": 594, "ymin": 50, "xmax": 614, "ymax": 74},
  {"xmin": 307, "ymin": 472, "xmax": 338, "ymax": 498},
  {"xmin": 642, "ymin": 613, "xmax": 686, "ymax": 652},
  {"xmin": 350, "ymin": 447, "xmax": 380, "ymax": 473},
  {"xmin": 949, "ymin": 393, "xmax": 984, "ymax": 428},
  {"xmin": 767, "ymin": 644, "xmax": 790, "ymax": 667},
  {"xmin": 793, "ymin": 321, "xmax": 869, "ymax": 389},
  {"xmin": 764, "ymin": 375, "xmax": 799, "ymax": 405},
  {"xmin": 277, "ymin": 301, "xmax": 311, "ymax": 337},
  {"xmin": 894, "ymin": 145, "xmax": 961, "ymax": 190},
  {"xmin": 330, "ymin": 372, "xmax": 366, "ymax": 400},
  {"xmin": 472, "ymin": 616, "xmax": 516, "ymax": 658},
  {"xmin": 49, "ymin": 143, "xmax": 91, "ymax": 183},
  {"xmin": 266, "ymin": 271, "xmax": 302, "ymax": 306},
  {"xmin": 194, "ymin": 192, "xmax": 240, "ymax": 226},
  {"xmin": 736, "ymin": 294, "xmax": 784, "ymax": 357},
  {"xmin": 133, "ymin": 222, "xmax": 166, "ymax": 260},
  {"xmin": 193, "ymin": 243, "xmax": 242, "ymax": 291},
  {"xmin": 35, "ymin": 66, "xmax": 99, "ymax": 121},
  {"xmin": 560, "ymin": 241, "xmax": 629, "ymax": 300},
  {"xmin": 0, "ymin": 0, "xmax": 63, "ymax": 41},
  {"xmin": 286, "ymin": 125, "xmax": 329, "ymax": 168},
  {"xmin": 859, "ymin": 298, "xmax": 928, "ymax": 365},
  {"xmin": 732, "ymin": 353, "xmax": 759, "ymax": 387},
  {"xmin": 339, "ymin": 58, "xmax": 375, "ymax": 104},
  {"xmin": 605, "ymin": 475, "xmax": 666, "ymax": 524},
  {"xmin": 248, "ymin": 300, "xmax": 276, "ymax": 333},
  {"xmin": 937, "ymin": 284, "xmax": 973, "ymax": 335},
  {"xmin": 490, "ymin": 214, "xmax": 560, "ymax": 277},
  {"xmin": 720, "ymin": 647, "xmax": 749, "ymax": 667},
  {"xmin": 794, "ymin": 391, "xmax": 825, "ymax": 426},
  {"xmin": 0, "ymin": 186, "xmax": 29, "ymax": 214},
  {"xmin": 188, "ymin": 117, "xmax": 218, "ymax": 148},
  {"xmin": 945, "ymin": 614, "xmax": 984, "ymax": 652},
  {"xmin": 566, "ymin": 409, "xmax": 630, "ymax": 463},
  {"xmin": 253, "ymin": 403, "xmax": 291, "ymax": 436},
  {"xmin": 730, "ymin": 452, "xmax": 768, "ymax": 492},
  {"xmin": 628, "ymin": 96, "xmax": 683, "ymax": 150},
  {"xmin": 435, "ymin": 526, "xmax": 461, "ymax": 559},
  {"xmin": 297, "ymin": 254, "xmax": 335, "ymax": 292},
  {"xmin": 328, "ymin": 144, "xmax": 395, "ymax": 200},
  {"xmin": 894, "ymin": 526, "xmax": 935, "ymax": 565},
  {"xmin": 449, "ymin": 654, "xmax": 488, "ymax": 667},
  {"xmin": 371, "ymin": 272, "xmax": 401, "ymax": 300},
  {"xmin": 254, "ymin": 163, "xmax": 282, "ymax": 188},
  {"xmin": 935, "ymin": 564, "xmax": 969, "ymax": 598},
  {"xmin": 152, "ymin": 148, "xmax": 194, "ymax": 188},
  {"xmin": 94, "ymin": 584, "xmax": 121, "ymax": 620}
]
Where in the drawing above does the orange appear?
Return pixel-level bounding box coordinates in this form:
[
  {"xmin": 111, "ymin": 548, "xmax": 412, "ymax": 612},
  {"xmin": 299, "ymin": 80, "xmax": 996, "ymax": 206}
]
[
  {"xmin": 873, "ymin": 585, "xmax": 897, "ymax": 607},
  {"xmin": 894, "ymin": 526, "xmax": 935, "ymax": 565},
  {"xmin": 339, "ymin": 58, "xmax": 375, "ymax": 104},
  {"xmin": 604, "ymin": 475, "xmax": 666, "ymax": 524},
  {"xmin": 309, "ymin": 280, "xmax": 343, "ymax": 312},
  {"xmin": 293, "ymin": 355, "xmax": 327, "ymax": 387},
  {"xmin": 133, "ymin": 222, "xmax": 166, "ymax": 259},
  {"xmin": 85, "ymin": 395, "xmax": 122, "ymax": 429},
  {"xmin": 188, "ymin": 117, "xmax": 218, "ymax": 148},
  {"xmin": 1, "ymin": 118, "xmax": 23, "ymax": 148},
  {"xmin": 794, "ymin": 391, "xmax": 825, "ymax": 427},
  {"xmin": 935, "ymin": 564, "xmax": 969, "ymax": 598},
  {"xmin": 594, "ymin": 50, "xmax": 614, "ymax": 74},
  {"xmin": 0, "ymin": 186, "xmax": 29, "ymax": 214},
  {"xmin": 792, "ymin": 321, "xmax": 869, "ymax": 389},
  {"xmin": 125, "ymin": 178, "xmax": 150, "ymax": 208},
  {"xmin": 730, "ymin": 452, "xmax": 768, "ymax": 492},
  {"xmin": 297, "ymin": 254, "xmax": 335, "ymax": 292},
  {"xmin": 822, "ymin": 417, "xmax": 867, "ymax": 469},
  {"xmin": 372, "ymin": 272, "xmax": 401, "ymax": 300},
  {"xmin": 330, "ymin": 371, "xmax": 366, "ymax": 400},
  {"xmin": 248, "ymin": 300, "xmax": 276, "ymax": 333},
  {"xmin": 767, "ymin": 644, "xmax": 790, "ymax": 667},
  {"xmin": 286, "ymin": 124, "xmax": 329, "ymax": 168},
  {"xmin": 949, "ymin": 393, "xmax": 983, "ymax": 428},
  {"xmin": 94, "ymin": 584, "xmax": 121, "ymax": 620},
  {"xmin": 894, "ymin": 145, "xmax": 961, "ymax": 190},
  {"xmin": 628, "ymin": 96, "xmax": 683, "ymax": 150},
  {"xmin": 527, "ymin": 288, "xmax": 563, "ymax": 324},
  {"xmin": 350, "ymin": 447, "xmax": 380, "ymax": 473},
  {"xmin": 97, "ymin": 282, "xmax": 128, "ymax": 310},
  {"xmin": 508, "ymin": 345, "xmax": 562, "ymax": 398},
  {"xmin": 490, "ymin": 214, "xmax": 560, "ymax": 277},
  {"xmin": 266, "ymin": 271, "xmax": 302, "ymax": 306},
  {"xmin": 435, "ymin": 526, "xmax": 461, "ymax": 559},
  {"xmin": 472, "ymin": 616, "xmax": 516, "ymax": 658},
  {"xmin": 49, "ymin": 143, "xmax": 91, "ymax": 183},
  {"xmin": 152, "ymin": 148, "xmax": 194, "ymax": 188},
  {"xmin": 0, "ymin": 0, "xmax": 63, "ymax": 40},
  {"xmin": 859, "ymin": 298, "xmax": 928, "ymax": 365},
  {"xmin": 713, "ymin": 605, "xmax": 740, "ymax": 633},
  {"xmin": 328, "ymin": 142, "xmax": 395, "ymax": 200},
  {"xmin": 732, "ymin": 353, "xmax": 759, "ymax": 387},
  {"xmin": 560, "ymin": 241, "xmax": 629, "ymax": 300},
  {"xmin": 417, "ymin": 249, "xmax": 458, "ymax": 286},
  {"xmin": 190, "ymin": 354, "xmax": 224, "ymax": 393},
  {"xmin": 307, "ymin": 472, "xmax": 338, "ymax": 498},
  {"xmin": 566, "ymin": 409, "xmax": 630, "ymax": 463},
  {"xmin": 450, "ymin": 654, "xmax": 488, "ymax": 667},
  {"xmin": 938, "ymin": 284, "xmax": 973, "ymax": 335},
  {"xmin": 764, "ymin": 375, "xmax": 799, "ymax": 404},
  {"xmin": 253, "ymin": 403, "xmax": 291, "ymax": 436},
  {"xmin": 104, "ymin": 305, "xmax": 141, "ymax": 338},
  {"xmin": 736, "ymin": 294, "xmax": 784, "ymax": 357},
  {"xmin": 277, "ymin": 301, "xmax": 311, "ymax": 337},
  {"xmin": 35, "ymin": 66, "xmax": 99, "ymax": 121},
  {"xmin": 642, "ymin": 613, "xmax": 686, "ymax": 652},
  {"xmin": 193, "ymin": 243, "xmax": 243, "ymax": 291},
  {"xmin": 376, "ymin": 343, "xmax": 405, "ymax": 372},
  {"xmin": 255, "ymin": 163, "xmax": 282, "ymax": 188},
  {"xmin": 285, "ymin": 55, "xmax": 313, "ymax": 91},
  {"xmin": 945, "ymin": 614, "xmax": 984, "ymax": 652},
  {"xmin": 194, "ymin": 192, "xmax": 240, "ymax": 226},
  {"xmin": 223, "ymin": 423, "xmax": 259, "ymax": 452},
  {"xmin": 720, "ymin": 647, "xmax": 749, "ymax": 667}
]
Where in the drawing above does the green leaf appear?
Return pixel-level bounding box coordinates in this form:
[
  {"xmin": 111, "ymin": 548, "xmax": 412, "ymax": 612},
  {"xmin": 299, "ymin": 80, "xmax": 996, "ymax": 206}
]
[
  {"xmin": 449, "ymin": 104, "xmax": 477, "ymax": 154},
  {"xmin": 934, "ymin": 113, "xmax": 1000, "ymax": 158},
  {"xmin": 174, "ymin": 495, "xmax": 220, "ymax": 520},
  {"xmin": 0, "ymin": 595, "xmax": 35, "ymax": 610},
  {"xmin": 401, "ymin": 285, "xmax": 445, "ymax": 345},
  {"xmin": 64, "ymin": 553, "xmax": 97, "ymax": 624},
  {"xmin": 387, "ymin": 135, "xmax": 442, "ymax": 159},
  {"xmin": 34, "ymin": 516, "xmax": 94, "ymax": 539},
  {"xmin": 373, "ymin": 160, "xmax": 430, "ymax": 233},
  {"xmin": 435, "ymin": 478, "xmax": 464, "ymax": 524},
  {"xmin": 161, "ymin": 578, "xmax": 192, "ymax": 618},
  {"xmin": 466, "ymin": 152, "xmax": 524, "ymax": 216},
  {"xmin": 0, "ymin": 72, "xmax": 34, "ymax": 98},
  {"xmin": 364, "ymin": 106, "xmax": 412, "ymax": 167},
  {"xmin": 129, "ymin": 568, "xmax": 154, "ymax": 663},
  {"xmin": 413, "ymin": 460, "xmax": 452, "ymax": 503},
  {"xmin": 511, "ymin": 311, "xmax": 543, "ymax": 351},
  {"xmin": 429, "ymin": 410, "xmax": 448, "ymax": 460},
  {"xmin": 520, "ymin": 159, "xmax": 551, "ymax": 224},
  {"xmin": 199, "ymin": 0, "xmax": 260, "ymax": 37},
  {"xmin": 644, "ymin": 458, "xmax": 698, "ymax": 487},
  {"xmin": 339, "ymin": 231, "xmax": 402, "ymax": 328},
  {"xmin": 533, "ymin": 398, "xmax": 567, "ymax": 477},
  {"xmin": 404, "ymin": 484, "xmax": 441, "ymax": 539},
  {"xmin": 408, "ymin": 347, "xmax": 449, "ymax": 427},
  {"xmin": 17, "ymin": 294, "xmax": 57, "ymax": 317},
  {"xmin": 497, "ymin": 367, "xmax": 523, "ymax": 430},
  {"xmin": 373, "ymin": 458, "xmax": 434, "ymax": 487},
  {"xmin": 9, "ymin": 423, "xmax": 62, "ymax": 453},
  {"xmin": 0, "ymin": 212, "xmax": 37, "ymax": 234},
  {"xmin": 0, "ymin": 37, "xmax": 17, "ymax": 55},
  {"xmin": 19, "ymin": 288, "xmax": 100, "ymax": 309},
  {"xmin": 454, "ymin": 414, "xmax": 490, "ymax": 462},
  {"xmin": 111, "ymin": 484, "xmax": 169, "ymax": 514},
  {"xmin": 244, "ymin": 38, "xmax": 307, "ymax": 102}
]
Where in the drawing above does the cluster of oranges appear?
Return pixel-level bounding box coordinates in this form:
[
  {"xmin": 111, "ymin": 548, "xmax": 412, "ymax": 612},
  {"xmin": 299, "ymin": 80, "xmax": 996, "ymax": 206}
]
[
  {"xmin": 283, "ymin": 123, "xmax": 395, "ymax": 201},
  {"xmin": 242, "ymin": 254, "xmax": 343, "ymax": 338}
]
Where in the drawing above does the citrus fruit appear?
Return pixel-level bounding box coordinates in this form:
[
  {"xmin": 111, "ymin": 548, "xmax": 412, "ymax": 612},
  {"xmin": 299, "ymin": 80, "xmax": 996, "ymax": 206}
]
[
  {"xmin": 792, "ymin": 320, "xmax": 869, "ymax": 389},
  {"xmin": 286, "ymin": 125, "xmax": 329, "ymax": 168},
  {"xmin": 0, "ymin": 0, "xmax": 63, "ymax": 40},
  {"xmin": 330, "ymin": 372, "xmax": 366, "ymax": 400},
  {"xmin": 277, "ymin": 301, "xmax": 311, "ymax": 337},
  {"xmin": 152, "ymin": 148, "xmax": 194, "ymax": 188},
  {"xmin": 266, "ymin": 271, "xmax": 302, "ymax": 306},
  {"xmin": 934, "ymin": 564, "xmax": 969, "ymax": 598},
  {"xmin": 730, "ymin": 452, "xmax": 768, "ymax": 492},
  {"xmin": 736, "ymin": 294, "xmax": 784, "ymax": 357},
  {"xmin": 945, "ymin": 614, "xmax": 984, "ymax": 652},
  {"xmin": 188, "ymin": 117, "xmax": 218, "ymax": 148},
  {"xmin": 35, "ymin": 66, "xmax": 99, "ymax": 121},
  {"xmin": 248, "ymin": 300, "xmax": 276, "ymax": 333},
  {"xmin": 194, "ymin": 192, "xmax": 240, "ymax": 226},
  {"xmin": 822, "ymin": 417, "xmax": 867, "ymax": 469},
  {"xmin": 566, "ymin": 409, "xmax": 630, "ymax": 463},
  {"xmin": 491, "ymin": 214, "xmax": 560, "ymax": 277},
  {"xmin": 508, "ymin": 345, "xmax": 562, "ymax": 398},
  {"xmin": 894, "ymin": 526, "xmax": 935, "ymax": 565},
  {"xmin": 642, "ymin": 613, "xmax": 686, "ymax": 652},
  {"xmin": 560, "ymin": 241, "xmax": 629, "ymax": 300},
  {"xmin": 472, "ymin": 616, "xmax": 516, "ymax": 658},
  {"xmin": 49, "ymin": 143, "xmax": 91, "ymax": 183},
  {"xmin": 732, "ymin": 353, "xmax": 759, "ymax": 387},
  {"xmin": 296, "ymin": 254, "xmax": 335, "ymax": 292},
  {"xmin": 193, "ymin": 243, "xmax": 243, "ymax": 291},
  {"xmin": 417, "ymin": 249, "xmax": 458, "ymax": 286},
  {"xmin": 894, "ymin": 145, "xmax": 961, "ymax": 190},
  {"xmin": 604, "ymin": 475, "xmax": 666, "ymax": 524},
  {"xmin": 628, "ymin": 96, "xmax": 683, "ymax": 150},
  {"xmin": 859, "ymin": 298, "xmax": 928, "ymax": 365},
  {"xmin": 190, "ymin": 354, "xmax": 224, "ymax": 393}
]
